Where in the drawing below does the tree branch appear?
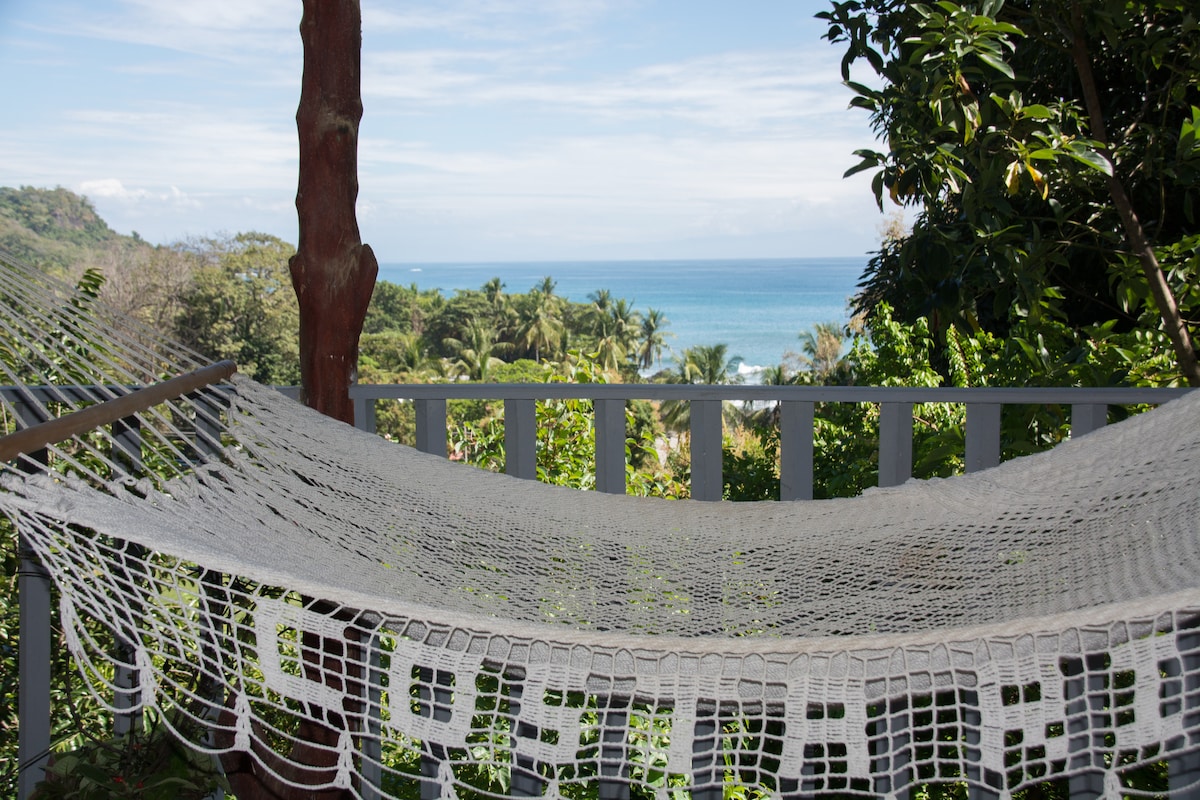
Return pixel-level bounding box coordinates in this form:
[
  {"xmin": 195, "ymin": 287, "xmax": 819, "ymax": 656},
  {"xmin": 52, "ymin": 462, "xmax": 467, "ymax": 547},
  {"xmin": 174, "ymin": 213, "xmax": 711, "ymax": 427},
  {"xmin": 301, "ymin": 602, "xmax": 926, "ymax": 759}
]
[{"xmin": 1069, "ymin": 2, "xmax": 1200, "ymax": 385}]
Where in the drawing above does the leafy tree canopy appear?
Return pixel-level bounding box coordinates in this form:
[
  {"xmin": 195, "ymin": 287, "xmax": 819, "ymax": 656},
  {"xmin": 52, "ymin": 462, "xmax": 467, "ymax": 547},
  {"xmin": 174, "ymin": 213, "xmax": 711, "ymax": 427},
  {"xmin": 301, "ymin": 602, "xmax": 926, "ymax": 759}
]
[
  {"xmin": 820, "ymin": 0, "xmax": 1200, "ymax": 385},
  {"xmin": 173, "ymin": 232, "xmax": 301, "ymax": 385}
]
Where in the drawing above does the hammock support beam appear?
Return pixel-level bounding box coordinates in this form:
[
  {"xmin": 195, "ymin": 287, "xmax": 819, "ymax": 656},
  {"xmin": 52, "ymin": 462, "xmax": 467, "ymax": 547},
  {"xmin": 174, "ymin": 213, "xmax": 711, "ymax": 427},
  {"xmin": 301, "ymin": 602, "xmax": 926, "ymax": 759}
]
[{"xmin": 0, "ymin": 360, "xmax": 236, "ymax": 462}]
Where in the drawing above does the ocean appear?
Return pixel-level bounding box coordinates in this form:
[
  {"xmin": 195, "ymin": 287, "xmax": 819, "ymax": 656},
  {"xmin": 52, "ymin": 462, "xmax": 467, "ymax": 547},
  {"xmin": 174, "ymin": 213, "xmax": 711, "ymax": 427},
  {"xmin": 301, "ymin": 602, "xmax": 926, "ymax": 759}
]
[{"xmin": 377, "ymin": 257, "xmax": 866, "ymax": 376}]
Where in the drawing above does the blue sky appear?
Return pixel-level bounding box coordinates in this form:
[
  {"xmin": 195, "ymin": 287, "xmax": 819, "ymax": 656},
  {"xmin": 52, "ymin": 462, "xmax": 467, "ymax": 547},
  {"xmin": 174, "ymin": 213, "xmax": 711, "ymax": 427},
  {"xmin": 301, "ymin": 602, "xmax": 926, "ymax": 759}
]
[{"xmin": 0, "ymin": 1, "xmax": 889, "ymax": 263}]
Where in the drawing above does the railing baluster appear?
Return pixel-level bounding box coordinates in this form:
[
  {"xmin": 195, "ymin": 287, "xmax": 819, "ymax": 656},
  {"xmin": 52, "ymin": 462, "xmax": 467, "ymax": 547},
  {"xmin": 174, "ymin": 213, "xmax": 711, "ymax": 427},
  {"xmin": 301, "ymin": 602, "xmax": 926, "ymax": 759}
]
[
  {"xmin": 691, "ymin": 701, "xmax": 722, "ymax": 800},
  {"xmin": 690, "ymin": 399, "xmax": 723, "ymax": 501},
  {"xmin": 505, "ymin": 399, "xmax": 537, "ymax": 480},
  {"xmin": 597, "ymin": 693, "xmax": 631, "ymax": 800},
  {"xmin": 112, "ymin": 417, "xmax": 143, "ymax": 737},
  {"xmin": 506, "ymin": 672, "xmax": 547, "ymax": 797},
  {"xmin": 1070, "ymin": 404, "xmax": 1107, "ymax": 438},
  {"xmin": 359, "ymin": 636, "xmax": 383, "ymax": 800},
  {"xmin": 964, "ymin": 403, "xmax": 1002, "ymax": 473},
  {"xmin": 779, "ymin": 400, "xmax": 814, "ymax": 500},
  {"xmin": 415, "ymin": 398, "xmax": 448, "ymax": 457},
  {"xmin": 418, "ymin": 667, "xmax": 453, "ymax": 800},
  {"xmin": 1163, "ymin": 649, "xmax": 1200, "ymax": 795},
  {"xmin": 594, "ymin": 398, "xmax": 626, "ymax": 495},
  {"xmin": 17, "ymin": 535, "xmax": 51, "ymax": 800},
  {"xmin": 877, "ymin": 402, "xmax": 913, "ymax": 488},
  {"xmin": 14, "ymin": 399, "xmax": 51, "ymax": 800},
  {"xmin": 1063, "ymin": 657, "xmax": 1105, "ymax": 799},
  {"xmin": 962, "ymin": 692, "xmax": 1001, "ymax": 799},
  {"xmin": 354, "ymin": 394, "xmax": 376, "ymax": 433}
]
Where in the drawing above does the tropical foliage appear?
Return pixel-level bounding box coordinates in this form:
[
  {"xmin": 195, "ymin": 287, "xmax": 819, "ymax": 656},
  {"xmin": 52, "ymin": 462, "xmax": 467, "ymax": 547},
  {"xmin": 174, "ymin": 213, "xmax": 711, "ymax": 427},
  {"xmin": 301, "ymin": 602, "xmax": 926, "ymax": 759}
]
[{"xmin": 818, "ymin": 0, "xmax": 1200, "ymax": 387}]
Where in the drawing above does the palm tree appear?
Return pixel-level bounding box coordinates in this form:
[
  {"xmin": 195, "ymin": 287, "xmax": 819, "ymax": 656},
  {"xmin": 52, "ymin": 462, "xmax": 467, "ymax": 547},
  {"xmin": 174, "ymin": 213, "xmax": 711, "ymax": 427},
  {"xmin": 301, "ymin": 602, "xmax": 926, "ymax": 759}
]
[
  {"xmin": 659, "ymin": 343, "xmax": 744, "ymax": 431},
  {"xmin": 535, "ymin": 276, "xmax": 558, "ymax": 300},
  {"xmin": 797, "ymin": 321, "xmax": 847, "ymax": 383},
  {"xmin": 590, "ymin": 297, "xmax": 641, "ymax": 374},
  {"xmin": 587, "ymin": 289, "xmax": 613, "ymax": 338},
  {"xmin": 482, "ymin": 277, "xmax": 517, "ymax": 341},
  {"xmin": 516, "ymin": 289, "xmax": 564, "ymax": 362},
  {"xmin": 609, "ymin": 298, "xmax": 641, "ymax": 356},
  {"xmin": 637, "ymin": 308, "xmax": 670, "ymax": 371},
  {"xmin": 682, "ymin": 343, "xmax": 743, "ymax": 385},
  {"xmin": 443, "ymin": 322, "xmax": 513, "ymax": 381},
  {"xmin": 482, "ymin": 277, "xmax": 505, "ymax": 308},
  {"xmin": 747, "ymin": 362, "xmax": 795, "ymax": 427}
]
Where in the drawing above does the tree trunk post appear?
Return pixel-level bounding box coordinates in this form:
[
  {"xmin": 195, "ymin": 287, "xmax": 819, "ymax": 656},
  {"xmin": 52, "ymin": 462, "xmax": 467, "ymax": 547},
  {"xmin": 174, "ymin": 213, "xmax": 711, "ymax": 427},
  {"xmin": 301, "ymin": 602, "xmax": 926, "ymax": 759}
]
[
  {"xmin": 290, "ymin": 0, "xmax": 378, "ymax": 423},
  {"xmin": 220, "ymin": 3, "xmax": 376, "ymax": 798}
]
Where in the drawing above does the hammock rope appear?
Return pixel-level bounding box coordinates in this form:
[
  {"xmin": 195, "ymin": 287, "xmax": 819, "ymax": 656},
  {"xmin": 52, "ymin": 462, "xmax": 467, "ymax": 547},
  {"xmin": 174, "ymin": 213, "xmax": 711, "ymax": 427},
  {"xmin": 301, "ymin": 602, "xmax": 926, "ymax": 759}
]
[{"xmin": 2, "ymin": 250, "xmax": 1199, "ymax": 799}]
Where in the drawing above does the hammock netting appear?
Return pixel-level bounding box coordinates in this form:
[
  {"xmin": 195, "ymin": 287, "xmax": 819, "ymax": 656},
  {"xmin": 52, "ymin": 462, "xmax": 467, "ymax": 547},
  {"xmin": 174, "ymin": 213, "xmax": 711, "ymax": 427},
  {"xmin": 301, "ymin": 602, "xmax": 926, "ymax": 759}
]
[{"xmin": 2, "ymin": 251, "xmax": 1199, "ymax": 798}]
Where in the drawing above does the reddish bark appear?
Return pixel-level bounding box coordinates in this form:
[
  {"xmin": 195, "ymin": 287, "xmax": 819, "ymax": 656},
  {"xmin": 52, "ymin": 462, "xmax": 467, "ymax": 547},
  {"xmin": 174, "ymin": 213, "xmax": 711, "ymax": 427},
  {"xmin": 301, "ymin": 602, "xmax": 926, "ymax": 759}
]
[
  {"xmin": 220, "ymin": 2, "xmax": 375, "ymax": 797},
  {"xmin": 290, "ymin": 0, "xmax": 378, "ymax": 423}
]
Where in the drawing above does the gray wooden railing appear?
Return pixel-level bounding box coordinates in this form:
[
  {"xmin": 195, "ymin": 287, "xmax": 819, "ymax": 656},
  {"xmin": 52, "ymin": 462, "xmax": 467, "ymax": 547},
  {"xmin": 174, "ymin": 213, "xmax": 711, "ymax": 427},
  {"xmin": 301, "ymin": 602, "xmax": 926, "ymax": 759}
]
[
  {"xmin": 337, "ymin": 383, "xmax": 1193, "ymax": 499},
  {"xmin": 11, "ymin": 382, "xmax": 1195, "ymax": 797}
]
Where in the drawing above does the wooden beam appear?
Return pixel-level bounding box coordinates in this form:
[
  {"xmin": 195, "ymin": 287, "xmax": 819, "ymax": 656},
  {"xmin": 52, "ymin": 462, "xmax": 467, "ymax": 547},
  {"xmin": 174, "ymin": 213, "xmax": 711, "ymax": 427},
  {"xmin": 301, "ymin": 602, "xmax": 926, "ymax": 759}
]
[{"xmin": 0, "ymin": 360, "xmax": 236, "ymax": 462}]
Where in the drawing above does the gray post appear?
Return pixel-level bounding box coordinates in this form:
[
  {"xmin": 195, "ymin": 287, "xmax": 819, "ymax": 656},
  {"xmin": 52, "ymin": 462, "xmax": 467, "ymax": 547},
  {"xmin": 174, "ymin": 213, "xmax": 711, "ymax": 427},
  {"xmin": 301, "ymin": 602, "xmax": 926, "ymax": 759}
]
[
  {"xmin": 598, "ymin": 694, "xmax": 631, "ymax": 800},
  {"xmin": 504, "ymin": 399, "xmax": 538, "ymax": 480},
  {"xmin": 690, "ymin": 702, "xmax": 722, "ymax": 800},
  {"xmin": 1162, "ymin": 650, "xmax": 1200, "ymax": 794},
  {"xmin": 418, "ymin": 668, "xmax": 453, "ymax": 800},
  {"xmin": 506, "ymin": 674, "xmax": 547, "ymax": 797},
  {"xmin": 414, "ymin": 398, "xmax": 448, "ymax": 457},
  {"xmin": 112, "ymin": 417, "xmax": 143, "ymax": 737},
  {"xmin": 779, "ymin": 400, "xmax": 814, "ymax": 500},
  {"xmin": 15, "ymin": 400, "xmax": 51, "ymax": 800},
  {"xmin": 17, "ymin": 533, "xmax": 52, "ymax": 800},
  {"xmin": 877, "ymin": 402, "xmax": 913, "ymax": 488},
  {"xmin": 359, "ymin": 638, "xmax": 383, "ymax": 800},
  {"xmin": 1063, "ymin": 658, "xmax": 1105, "ymax": 799},
  {"xmin": 964, "ymin": 403, "xmax": 1002, "ymax": 473},
  {"xmin": 689, "ymin": 400, "xmax": 723, "ymax": 501},
  {"xmin": 888, "ymin": 699, "xmax": 911, "ymax": 798},
  {"xmin": 594, "ymin": 398, "xmax": 626, "ymax": 495},
  {"xmin": 961, "ymin": 692, "xmax": 1001, "ymax": 799},
  {"xmin": 354, "ymin": 395, "xmax": 376, "ymax": 434},
  {"xmin": 1070, "ymin": 404, "xmax": 1107, "ymax": 438}
]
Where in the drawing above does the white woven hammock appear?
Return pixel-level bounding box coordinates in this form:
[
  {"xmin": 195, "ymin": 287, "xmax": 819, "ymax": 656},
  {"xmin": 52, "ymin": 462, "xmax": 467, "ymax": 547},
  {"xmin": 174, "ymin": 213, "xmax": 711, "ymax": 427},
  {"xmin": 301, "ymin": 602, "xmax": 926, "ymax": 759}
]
[{"xmin": 2, "ymin": 251, "xmax": 1199, "ymax": 799}]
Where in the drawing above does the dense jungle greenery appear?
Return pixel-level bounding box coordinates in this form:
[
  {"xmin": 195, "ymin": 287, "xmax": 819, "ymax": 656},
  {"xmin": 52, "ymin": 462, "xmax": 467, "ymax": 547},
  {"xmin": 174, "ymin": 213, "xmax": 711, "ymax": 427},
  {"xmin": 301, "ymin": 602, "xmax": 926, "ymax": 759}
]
[{"xmin": 2, "ymin": 0, "xmax": 1198, "ymax": 794}]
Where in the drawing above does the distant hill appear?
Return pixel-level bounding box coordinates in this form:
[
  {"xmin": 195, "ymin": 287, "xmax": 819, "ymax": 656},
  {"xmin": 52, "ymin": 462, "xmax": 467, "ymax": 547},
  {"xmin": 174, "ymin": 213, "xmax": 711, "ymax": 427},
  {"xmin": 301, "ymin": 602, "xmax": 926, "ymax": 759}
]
[{"xmin": 0, "ymin": 185, "xmax": 140, "ymax": 274}]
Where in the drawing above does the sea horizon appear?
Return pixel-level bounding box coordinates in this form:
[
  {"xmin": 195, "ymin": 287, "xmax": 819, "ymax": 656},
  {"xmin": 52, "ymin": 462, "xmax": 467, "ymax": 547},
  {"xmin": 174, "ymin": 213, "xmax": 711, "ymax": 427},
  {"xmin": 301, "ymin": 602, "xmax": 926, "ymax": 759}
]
[{"xmin": 377, "ymin": 256, "xmax": 867, "ymax": 375}]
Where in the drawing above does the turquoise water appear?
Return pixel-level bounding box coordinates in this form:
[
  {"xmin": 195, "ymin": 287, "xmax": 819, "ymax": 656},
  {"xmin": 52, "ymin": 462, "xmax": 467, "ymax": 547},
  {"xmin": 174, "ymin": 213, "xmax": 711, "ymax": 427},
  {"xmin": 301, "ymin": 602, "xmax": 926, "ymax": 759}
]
[{"xmin": 377, "ymin": 257, "xmax": 865, "ymax": 375}]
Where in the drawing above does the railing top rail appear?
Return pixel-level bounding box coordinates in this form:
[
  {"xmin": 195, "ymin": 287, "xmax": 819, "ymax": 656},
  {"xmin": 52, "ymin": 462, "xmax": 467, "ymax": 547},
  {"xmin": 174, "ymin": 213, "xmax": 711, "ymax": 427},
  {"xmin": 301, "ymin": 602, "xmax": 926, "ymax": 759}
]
[{"xmin": 346, "ymin": 382, "xmax": 1195, "ymax": 404}]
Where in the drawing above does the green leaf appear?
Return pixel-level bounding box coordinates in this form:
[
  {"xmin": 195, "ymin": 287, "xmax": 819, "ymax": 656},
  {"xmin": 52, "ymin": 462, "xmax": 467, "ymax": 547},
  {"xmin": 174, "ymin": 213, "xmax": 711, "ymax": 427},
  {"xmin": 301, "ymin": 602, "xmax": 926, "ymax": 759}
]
[
  {"xmin": 1066, "ymin": 147, "xmax": 1113, "ymax": 175},
  {"xmin": 976, "ymin": 50, "xmax": 1015, "ymax": 79},
  {"xmin": 844, "ymin": 80, "xmax": 882, "ymax": 99},
  {"xmin": 1020, "ymin": 104, "xmax": 1053, "ymax": 120}
]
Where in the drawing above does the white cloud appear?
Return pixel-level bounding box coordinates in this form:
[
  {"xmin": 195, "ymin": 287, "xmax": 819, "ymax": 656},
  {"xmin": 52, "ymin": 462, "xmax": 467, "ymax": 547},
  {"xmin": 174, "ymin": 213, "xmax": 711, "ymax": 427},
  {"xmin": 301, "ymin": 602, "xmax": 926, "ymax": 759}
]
[
  {"xmin": 363, "ymin": 42, "xmax": 861, "ymax": 139},
  {"xmin": 366, "ymin": 0, "xmax": 624, "ymax": 41},
  {"xmin": 76, "ymin": 178, "xmax": 200, "ymax": 209},
  {"xmin": 0, "ymin": 0, "xmax": 884, "ymax": 259},
  {"xmin": 61, "ymin": 108, "xmax": 297, "ymax": 191},
  {"xmin": 77, "ymin": 178, "xmax": 133, "ymax": 199},
  {"xmin": 90, "ymin": 0, "xmax": 298, "ymax": 58}
]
